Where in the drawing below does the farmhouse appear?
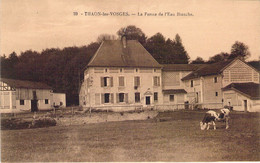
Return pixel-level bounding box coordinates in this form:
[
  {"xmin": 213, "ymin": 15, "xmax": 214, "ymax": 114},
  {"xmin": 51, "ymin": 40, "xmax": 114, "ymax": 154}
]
[
  {"xmin": 0, "ymin": 78, "xmax": 66, "ymax": 113},
  {"xmin": 181, "ymin": 58, "xmax": 260, "ymax": 110},
  {"xmin": 79, "ymin": 37, "xmax": 259, "ymax": 112},
  {"xmin": 79, "ymin": 36, "xmax": 163, "ymax": 111}
]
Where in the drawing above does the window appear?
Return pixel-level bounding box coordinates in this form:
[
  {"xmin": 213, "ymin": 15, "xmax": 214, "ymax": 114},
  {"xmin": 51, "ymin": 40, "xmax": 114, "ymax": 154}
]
[
  {"xmin": 154, "ymin": 92, "xmax": 158, "ymax": 103},
  {"xmin": 105, "ymin": 69, "xmax": 108, "ymax": 72},
  {"xmin": 136, "ymin": 69, "xmax": 138, "ymax": 72},
  {"xmin": 134, "ymin": 76, "xmax": 140, "ymax": 87},
  {"xmin": 135, "ymin": 92, "xmax": 140, "ymax": 103},
  {"xmin": 154, "ymin": 69, "xmax": 156, "ymax": 72},
  {"xmin": 191, "ymin": 80, "xmax": 193, "ymax": 87},
  {"xmin": 60, "ymin": 102, "xmax": 63, "ymax": 106},
  {"xmin": 119, "ymin": 76, "xmax": 125, "ymax": 87},
  {"xmin": 45, "ymin": 99, "xmax": 49, "ymax": 104},
  {"xmin": 169, "ymin": 95, "xmax": 174, "ymax": 102},
  {"xmin": 104, "ymin": 93, "xmax": 110, "ymax": 103},
  {"xmin": 215, "ymin": 92, "xmax": 218, "ymax": 96},
  {"xmin": 119, "ymin": 93, "xmax": 124, "ymax": 102},
  {"xmin": 104, "ymin": 77, "xmax": 109, "ymax": 86},
  {"xmin": 20, "ymin": 100, "xmax": 24, "ymax": 105},
  {"xmin": 214, "ymin": 77, "xmax": 218, "ymax": 83},
  {"xmin": 153, "ymin": 76, "xmax": 160, "ymax": 86},
  {"xmin": 101, "ymin": 77, "xmax": 113, "ymax": 87},
  {"xmin": 120, "ymin": 68, "xmax": 123, "ymax": 72}
]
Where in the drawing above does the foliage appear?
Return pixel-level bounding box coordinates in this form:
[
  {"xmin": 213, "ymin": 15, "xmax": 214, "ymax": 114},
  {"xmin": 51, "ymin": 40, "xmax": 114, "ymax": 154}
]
[
  {"xmin": 229, "ymin": 41, "xmax": 251, "ymax": 59},
  {"xmin": 117, "ymin": 25, "xmax": 147, "ymax": 45},
  {"xmin": 207, "ymin": 52, "xmax": 230, "ymax": 63},
  {"xmin": 145, "ymin": 33, "xmax": 190, "ymax": 64},
  {"xmin": 190, "ymin": 57, "xmax": 206, "ymax": 64}
]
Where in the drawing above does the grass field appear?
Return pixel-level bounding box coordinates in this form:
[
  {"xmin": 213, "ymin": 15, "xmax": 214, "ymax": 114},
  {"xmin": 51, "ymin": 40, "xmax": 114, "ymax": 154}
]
[{"xmin": 1, "ymin": 110, "xmax": 259, "ymax": 162}]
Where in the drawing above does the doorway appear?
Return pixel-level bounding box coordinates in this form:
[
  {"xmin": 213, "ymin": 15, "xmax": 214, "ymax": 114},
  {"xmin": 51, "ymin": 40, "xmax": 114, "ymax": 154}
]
[
  {"xmin": 31, "ymin": 100, "xmax": 38, "ymax": 112},
  {"xmin": 244, "ymin": 100, "xmax": 248, "ymax": 112},
  {"xmin": 146, "ymin": 96, "xmax": 151, "ymax": 105}
]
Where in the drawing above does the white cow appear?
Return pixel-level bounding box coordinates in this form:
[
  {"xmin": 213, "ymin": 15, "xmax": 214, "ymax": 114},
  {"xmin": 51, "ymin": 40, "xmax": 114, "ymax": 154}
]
[{"xmin": 200, "ymin": 108, "xmax": 230, "ymax": 130}]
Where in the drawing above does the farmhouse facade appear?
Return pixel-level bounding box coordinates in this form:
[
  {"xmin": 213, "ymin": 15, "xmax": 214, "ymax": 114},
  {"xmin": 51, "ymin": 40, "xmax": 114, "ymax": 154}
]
[
  {"xmin": 79, "ymin": 38, "xmax": 260, "ymax": 112},
  {"xmin": 0, "ymin": 78, "xmax": 66, "ymax": 113},
  {"xmin": 79, "ymin": 38, "xmax": 163, "ymax": 111}
]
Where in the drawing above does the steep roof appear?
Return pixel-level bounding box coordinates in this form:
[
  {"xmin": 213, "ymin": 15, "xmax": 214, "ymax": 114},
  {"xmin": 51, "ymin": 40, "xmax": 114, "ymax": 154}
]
[
  {"xmin": 162, "ymin": 64, "xmax": 208, "ymax": 71},
  {"xmin": 182, "ymin": 59, "xmax": 236, "ymax": 80},
  {"xmin": 87, "ymin": 40, "xmax": 162, "ymax": 68},
  {"xmin": 222, "ymin": 82, "xmax": 260, "ymax": 100},
  {"xmin": 0, "ymin": 78, "xmax": 52, "ymax": 90}
]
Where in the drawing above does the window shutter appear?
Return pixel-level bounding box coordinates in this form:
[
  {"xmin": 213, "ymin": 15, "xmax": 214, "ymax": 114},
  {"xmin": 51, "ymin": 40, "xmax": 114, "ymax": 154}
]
[
  {"xmin": 158, "ymin": 77, "xmax": 160, "ymax": 86},
  {"xmin": 110, "ymin": 93, "xmax": 114, "ymax": 103},
  {"xmin": 137, "ymin": 77, "xmax": 140, "ymax": 86},
  {"xmin": 134, "ymin": 77, "xmax": 137, "ymax": 87},
  {"xmin": 101, "ymin": 77, "xmax": 104, "ymax": 87},
  {"xmin": 153, "ymin": 76, "xmax": 157, "ymax": 86},
  {"xmin": 101, "ymin": 93, "xmax": 104, "ymax": 104},
  {"xmin": 125, "ymin": 93, "xmax": 128, "ymax": 103},
  {"xmin": 116, "ymin": 93, "xmax": 119, "ymax": 103},
  {"xmin": 95, "ymin": 93, "xmax": 100, "ymax": 105},
  {"xmin": 110, "ymin": 77, "xmax": 113, "ymax": 87}
]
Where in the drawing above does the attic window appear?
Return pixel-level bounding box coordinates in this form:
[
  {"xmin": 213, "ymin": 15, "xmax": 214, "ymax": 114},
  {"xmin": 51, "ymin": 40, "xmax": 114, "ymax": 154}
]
[{"xmin": 214, "ymin": 77, "xmax": 218, "ymax": 83}]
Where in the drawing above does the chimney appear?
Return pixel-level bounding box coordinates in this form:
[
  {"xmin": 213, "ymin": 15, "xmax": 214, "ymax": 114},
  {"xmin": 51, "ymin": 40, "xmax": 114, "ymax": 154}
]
[
  {"xmin": 122, "ymin": 35, "xmax": 127, "ymax": 48},
  {"xmin": 121, "ymin": 28, "xmax": 127, "ymax": 48}
]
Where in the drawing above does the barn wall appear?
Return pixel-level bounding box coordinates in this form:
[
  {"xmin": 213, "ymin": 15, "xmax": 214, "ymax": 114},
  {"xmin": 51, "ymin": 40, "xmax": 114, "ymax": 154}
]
[
  {"xmin": 223, "ymin": 59, "xmax": 259, "ymax": 87},
  {"xmin": 223, "ymin": 90, "xmax": 260, "ymax": 112}
]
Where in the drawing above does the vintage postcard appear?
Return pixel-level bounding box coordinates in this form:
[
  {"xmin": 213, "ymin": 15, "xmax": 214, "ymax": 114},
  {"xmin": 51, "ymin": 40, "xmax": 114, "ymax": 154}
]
[{"xmin": 0, "ymin": 0, "xmax": 259, "ymax": 162}]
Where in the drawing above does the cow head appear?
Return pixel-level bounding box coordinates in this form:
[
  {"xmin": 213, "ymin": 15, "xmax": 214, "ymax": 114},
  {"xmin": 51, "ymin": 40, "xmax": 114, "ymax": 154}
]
[{"xmin": 200, "ymin": 122, "xmax": 207, "ymax": 130}]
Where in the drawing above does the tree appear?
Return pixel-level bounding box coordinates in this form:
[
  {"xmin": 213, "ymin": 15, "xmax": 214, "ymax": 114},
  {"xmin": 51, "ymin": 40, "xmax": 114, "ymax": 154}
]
[
  {"xmin": 97, "ymin": 34, "xmax": 117, "ymax": 43},
  {"xmin": 145, "ymin": 33, "xmax": 167, "ymax": 63},
  {"xmin": 117, "ymin": 25, "xmax": 147, "ymax": 44},
  {"xmin": 173, "ymin": 34, "xmax": 190, "ymax": 64},
  {"xmin": 207, "ymin": 52, "xmax": 229, "ymax": 63},
  {"xmin": 190, "ymin": 57, "xmax": 206, "ymax": 64},
  {"xmin": 229, "ymin": 41, "xmax": 251, "ymax": 60}
]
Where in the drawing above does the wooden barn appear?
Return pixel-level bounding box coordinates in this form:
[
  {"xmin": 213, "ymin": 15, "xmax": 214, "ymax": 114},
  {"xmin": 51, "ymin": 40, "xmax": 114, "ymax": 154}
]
[
  {"xmin": 181, "ymin": 58, "xmax": 259, "ymax": 110},
  {"xmin": 0, "ymin": 78, "xmax": 66, "ymax": 113}
]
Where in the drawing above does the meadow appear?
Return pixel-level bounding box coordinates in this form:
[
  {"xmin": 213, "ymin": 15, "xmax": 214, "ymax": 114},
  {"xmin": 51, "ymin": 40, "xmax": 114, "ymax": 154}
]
[{"xmin": 1, "ymin": 110, "xmax": 259, "ymax": 162}]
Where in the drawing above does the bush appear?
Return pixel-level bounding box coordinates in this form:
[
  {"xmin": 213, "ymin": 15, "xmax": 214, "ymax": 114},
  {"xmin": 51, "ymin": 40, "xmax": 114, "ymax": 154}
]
[{"xmin": 1, "ymin": 117, "xmax": 56, "ymax": 130}]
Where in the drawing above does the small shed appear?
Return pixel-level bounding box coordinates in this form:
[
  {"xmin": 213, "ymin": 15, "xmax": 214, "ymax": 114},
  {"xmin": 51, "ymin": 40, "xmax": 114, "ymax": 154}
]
[{"xmin": 222, "ymin": 82, "xmax": 260, "ymax": 112}]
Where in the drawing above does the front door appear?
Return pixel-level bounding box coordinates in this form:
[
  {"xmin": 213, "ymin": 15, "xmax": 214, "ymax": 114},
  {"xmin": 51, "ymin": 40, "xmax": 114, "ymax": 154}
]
[
  {"xmin": 31, "ymin": 100, "xmax": 38, "ymax": 112},
  {"xmin": 244, "ymin": 100, "xmax": 247, "ymax": 112},
  {"xmin": 146, "ymin": 96, "xmax": 151, "ymax": 105}
]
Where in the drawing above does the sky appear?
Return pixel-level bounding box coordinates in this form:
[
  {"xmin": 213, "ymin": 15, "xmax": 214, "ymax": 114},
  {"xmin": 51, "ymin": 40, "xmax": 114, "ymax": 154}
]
[{"xmin": 1, "ymin": 0, "xmax": 260, "ymax": 61}]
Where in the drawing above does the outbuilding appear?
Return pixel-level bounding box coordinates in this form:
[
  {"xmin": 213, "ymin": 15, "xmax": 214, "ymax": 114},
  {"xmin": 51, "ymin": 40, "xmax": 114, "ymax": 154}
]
[{"xmin": 222, "ymin": 82, "xmax": 260, "ymax": 112}]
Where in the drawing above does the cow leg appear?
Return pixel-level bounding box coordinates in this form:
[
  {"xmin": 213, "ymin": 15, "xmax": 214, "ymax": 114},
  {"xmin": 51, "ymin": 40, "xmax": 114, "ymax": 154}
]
[
  {"xmin": 207, "ymin": 123, "xmax": 210, "ymax": 130},
  {"xmin": 225, "ymin": 117, "xmax": 229, "ymax": 129},
  {"xmin": 213, "ymin": 121, "xmax": 216, "ymax": 130}
]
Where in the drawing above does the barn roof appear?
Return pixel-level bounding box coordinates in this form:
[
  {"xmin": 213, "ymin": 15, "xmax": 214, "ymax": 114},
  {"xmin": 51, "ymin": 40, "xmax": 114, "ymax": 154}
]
[
  {"xmin": 162, "ymin": 64, "xmax": 208, "ymax": 71},
  {"xmin": 182, "ymin": 58, "xmax": 239, "ymax": 80},
  {"xmin": 0, "ymin": 78, "xmax": 52, "ymax": 90},
  {"xmin": 222, "ymin": 82, "xmax": 260, "ymax": 100},
  {"xmin": 87, "ymin": 40, "xmax": 162, "ymax": 68},
  {"xmin": 182, "ymin": 58, "xmax": 259, "ymax": 81}
]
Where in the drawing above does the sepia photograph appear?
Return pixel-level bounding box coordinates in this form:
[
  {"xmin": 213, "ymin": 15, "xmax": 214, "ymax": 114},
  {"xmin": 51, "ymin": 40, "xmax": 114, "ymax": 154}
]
[{"xmin": 0, "ymin": 0, "xmax": 259, "ymax": 162}]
